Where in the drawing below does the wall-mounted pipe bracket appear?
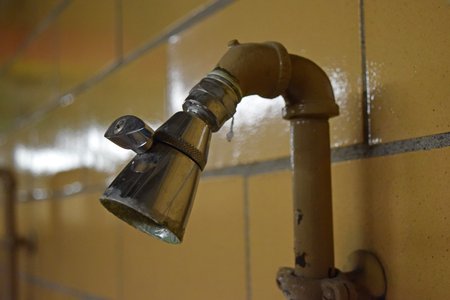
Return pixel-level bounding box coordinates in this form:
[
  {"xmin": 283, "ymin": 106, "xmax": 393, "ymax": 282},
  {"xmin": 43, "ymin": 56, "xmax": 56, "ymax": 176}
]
[{"xmin": 276, "ymin": 250, "xmax": 386, "ymax": 299}]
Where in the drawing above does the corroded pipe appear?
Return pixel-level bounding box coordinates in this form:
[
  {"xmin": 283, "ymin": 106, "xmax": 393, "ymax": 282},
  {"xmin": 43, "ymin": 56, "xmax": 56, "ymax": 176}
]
[
  {"xmin": 283, "ymin": 55, "xmax": 338, "ymax": 280},
  {"xmin": 210, "ymin": 42, "xmax": 338, "ymax": 279}
]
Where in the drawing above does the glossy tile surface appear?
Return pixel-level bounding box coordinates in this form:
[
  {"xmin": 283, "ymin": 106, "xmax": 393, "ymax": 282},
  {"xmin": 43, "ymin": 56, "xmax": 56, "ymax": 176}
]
[
  {"xmin": 122, "ymin": 0, "xmax": 208, "ymax": 54},
  {"xmin": 168, "ymin": 0, "xmax": 362, "ymax": 169},
  {"xmin": 0, "ymin": 0, "xmax": 58, "ymax": 65},
  {"xmin": 121, "ymin": 176, "xmax": 246, "ymax": 300},
  {"xmin": 365, "ymin": 0, "xmax": 450, "ymax": 143},
  {"xmin": 0, "ymin": 26, "xmax": 59, "ymax": 133},
  {"xmin": 58, "ymin": 0, "xmax": 117, "ymax": 91},
  {"xmin": 332, "ymin": 147, "xmax": 450, "ymax": 299},
  {"xmin": 11, "ymin": 44, "xmax": 167, "ymax": 184},
  {"xmin": 248, "ymin": 171, "xmax": 293, "ymax": 300},
  {"xmin": 16, "ymin": 190, "xmax": 121, "ymax": 299}
]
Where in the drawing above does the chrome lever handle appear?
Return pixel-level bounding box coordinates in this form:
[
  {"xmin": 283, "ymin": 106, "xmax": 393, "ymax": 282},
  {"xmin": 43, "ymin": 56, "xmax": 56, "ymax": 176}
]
[{"xmin": 104, "ymin": 115, "xmax": 154, "ymax": 154}]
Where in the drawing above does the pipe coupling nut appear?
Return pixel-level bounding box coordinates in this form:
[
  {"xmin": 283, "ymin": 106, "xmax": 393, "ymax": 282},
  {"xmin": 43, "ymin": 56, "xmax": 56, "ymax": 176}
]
[{"xmin": 183, "ymin": 70, "xmax": 242, "ymax": 132}]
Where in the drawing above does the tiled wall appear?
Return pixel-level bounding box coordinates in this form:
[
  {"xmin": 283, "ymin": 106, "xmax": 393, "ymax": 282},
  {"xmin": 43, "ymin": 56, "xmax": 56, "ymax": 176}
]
[{"xmin": 0, "ymin": 0, "xmax": 449, "ymax": 299}]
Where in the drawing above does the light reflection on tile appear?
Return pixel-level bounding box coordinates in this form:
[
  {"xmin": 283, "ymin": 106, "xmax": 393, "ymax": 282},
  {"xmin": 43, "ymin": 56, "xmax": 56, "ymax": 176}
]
[
  {"xmin": 366, "ymin": 0, "xmax": 450, "ymax": 143},
  {"xmin": 11, "ymin": 43, "xmax": 167, "ymax": 194},
  {"xmin": 168, "ymin": 0, "xmax": 362, "ymax": 169},
  {"xmin": 13, "ymin": 124, "xmax": 132, "ymax": 176}
]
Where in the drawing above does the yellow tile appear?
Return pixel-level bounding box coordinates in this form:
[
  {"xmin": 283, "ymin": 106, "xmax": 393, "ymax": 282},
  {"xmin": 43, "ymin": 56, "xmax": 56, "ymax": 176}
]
[
  {"xmin": 9, "ymin": 44, "xmax": 167, "ymax": 196},
  {"xmin": 0, "ymin": 25, "xmax": 59, "ymax": 132},
  {"xmin": 58, "ymin": 0, "xmax": 117, "ymax": 91},
  {"xmin": 52, "ymin": 192, "xmax": 120, "ymax": 299},
  {"xmin": 122, "ymin": 0, "xmax": 208, "ymax": 54},
  {"xmin": 20, "ymin": 281, "xmax": 79, "ymax": 300},
  {"xmin": 73, "ymin": 43, "xmax": 168, "ymax": 181},
  {"xmin": 121, "ymin": 176, "xmax": 247, "ymax": 300},
  {"xmin": 168, "ymin": 0, "xmax": 362, "ymax": 169},
  {"xmin": 17, "ymin": 199, "xmax": 60, "ymax": 281},
  {"xmin": 11, "ymin": 99, "xmax": 85, "ymax": 178},
  {"xmin": 47, "ymin": 168, "xmax": 86, "ymax": 192},
  {"xmin": 365, "ymin": 1, "xmax": 450, "ymax": 143},
  {"xmin": 247, "ymin": 171, "xmax": 293, "ymax": 300},
  {"xmin": 76, "ymin": 43, "xmax": 167, "ymax": 127},
  {"xmin": 0, "ymin": 0, "xmax": 58, "ymax": 65},
  {"xmin": 332, "ymin": 147, "xmax": 450, "ymax": 299},
  {"xmin": 17, "ymin": 193, "xmax": 121, "ymax": 299}
]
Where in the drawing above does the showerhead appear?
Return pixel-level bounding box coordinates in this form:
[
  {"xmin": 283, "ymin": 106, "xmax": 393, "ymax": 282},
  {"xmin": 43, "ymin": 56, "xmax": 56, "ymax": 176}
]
[
  {"xmin": 100, "ymin": 41, "xmax": 294, "ymax": 244},
  {"xmin": 100, "ymin": 112, "xmax": 211, "ymax": 244}
]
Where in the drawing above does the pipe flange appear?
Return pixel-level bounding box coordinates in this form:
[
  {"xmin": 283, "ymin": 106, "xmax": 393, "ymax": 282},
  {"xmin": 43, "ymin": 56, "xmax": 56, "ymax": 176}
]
[{"xmin": 343, "ymin": 250, "xmax": 387, "ymax": 299}]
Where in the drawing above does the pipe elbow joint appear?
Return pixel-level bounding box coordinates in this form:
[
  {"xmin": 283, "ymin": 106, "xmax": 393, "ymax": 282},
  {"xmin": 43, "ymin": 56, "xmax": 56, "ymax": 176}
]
[
  {"xmin": 283, "ymin": 55, "xmax": 339, "ymax": 120},
  {"xmin": 216, "ymin": 40, "xmax": 292, "ymax": 99},
  {"xmin": 183, "ymin": 40, "xmax": 339, "ymax": 132},
  {"xmin": 216, "ymin": 40, "xmax": 338, "ymax": 119}
]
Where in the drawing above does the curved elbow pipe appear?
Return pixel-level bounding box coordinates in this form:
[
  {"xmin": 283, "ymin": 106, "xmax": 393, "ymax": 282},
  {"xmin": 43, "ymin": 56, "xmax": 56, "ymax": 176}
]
[
  {"xmin": 213, "ymin": 40, "xmax": 338, "ymax": 121},
  {"xmin": 183, "ymin": 41, "xmax": 338, "ymax": 132},
  {"xmin": 216, "ymin": 40, "xmax": 292, "ymax": 99}
]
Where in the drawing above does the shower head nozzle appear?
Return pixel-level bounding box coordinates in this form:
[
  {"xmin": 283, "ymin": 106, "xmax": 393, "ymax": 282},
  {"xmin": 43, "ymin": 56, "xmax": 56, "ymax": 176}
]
[{"xmin": 100, "ymin": 112, "xmax": 211, "ymax": 243}]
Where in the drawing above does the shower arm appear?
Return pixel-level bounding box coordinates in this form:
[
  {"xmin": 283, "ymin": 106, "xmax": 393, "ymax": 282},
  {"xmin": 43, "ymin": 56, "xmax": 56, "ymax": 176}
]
[{"xmin": 182, "ymin": 41, "xmax": 385, "ymax": 299}]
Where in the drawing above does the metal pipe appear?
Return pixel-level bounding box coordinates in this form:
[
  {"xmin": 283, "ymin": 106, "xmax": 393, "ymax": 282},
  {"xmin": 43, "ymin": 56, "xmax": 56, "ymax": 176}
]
[
  {"xmin": 0, "ymin": 169, "xmax": 18, "ymax": 300},
  {"xmin": 184, "ymin": 43, "xmax": 339, "ymax": 279},
  {"xmin": 282, "ymin": 55, "xmax": 338, "ymax": 279},
  {"xmin": 290, "ymin": 119, "xmax": 334, "ymax": 278},
  {"xmin": 189, "ymin": 44, "xmax": 339, "ymax": 281}
]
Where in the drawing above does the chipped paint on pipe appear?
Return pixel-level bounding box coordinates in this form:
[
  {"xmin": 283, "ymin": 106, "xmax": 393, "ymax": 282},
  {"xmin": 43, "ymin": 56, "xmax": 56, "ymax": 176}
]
[
  {"xmin": 215, "ymin": 42, "xmax": 338, "ymax": 279},
  {"xmin": 290, "ymin": 119, "xmax": 335, "ymax": 278},
  {"xmin": 213, "ymin": 43, "xmax": 339, "ymax": 297}
]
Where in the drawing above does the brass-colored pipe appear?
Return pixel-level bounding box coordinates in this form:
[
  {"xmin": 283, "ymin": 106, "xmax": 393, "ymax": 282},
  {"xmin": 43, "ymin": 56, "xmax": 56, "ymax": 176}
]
[
  {"xmin": 216, "ymin": 40, "xmax": 292, "ymax": 99},
  {"xmin": 290, "ymin": 119, "xmax": 335, "ymax": 279},
  {"xmin": 283, "ymin": 55, "xmax": 338, "ymax": 279},
  {"xmin": 214, "ymin": 42, "xmax": 338, "ymax": 279}
]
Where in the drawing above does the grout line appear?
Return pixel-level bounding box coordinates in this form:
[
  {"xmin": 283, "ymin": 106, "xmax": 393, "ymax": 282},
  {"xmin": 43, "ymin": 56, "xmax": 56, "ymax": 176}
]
[
  {"xmin": 243, "ymin": 176, "xmax": 253, "ymax": 300},
  {"xmin": 359, "ymin": 0, "xmax": 371, "ymax": 145},
  {"xmin": 0, "ymin": 0, "xmax": 72, "ymax": 76},
  {"xmin": 202, "ymin": 157, "xmax": 290, "ymax": 178},
  {"xmin": 21, "ymin": 272, "xmax": 108, "ymax": 300},
  {"xmin": 120, "ymin": 0, "xmax": 233, "ymax": 66},
  {"xmin": 332, "ymin": 131, "xmax": 450, "ymax": 162},
  {"xmin": 15, "ymin": 131, "xmax": 450, "ymax": 203},
  {"xmin": 203, "ymin": 131, "xmax": 450, "ymax": 177},
  {"xmin": 0, "ymin": 0, "xmax": 234, "ymax": 141}
]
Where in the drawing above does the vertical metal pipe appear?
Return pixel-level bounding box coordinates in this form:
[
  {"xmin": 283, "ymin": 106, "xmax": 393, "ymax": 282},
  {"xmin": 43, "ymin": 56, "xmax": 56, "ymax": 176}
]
[
  {"xmin": 1, "ymin": 170, "xmax": 18, "ymax": 300},
  {"xmin": 291, "ymin": 119, "xmax": 334, "ymax": 279}
]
